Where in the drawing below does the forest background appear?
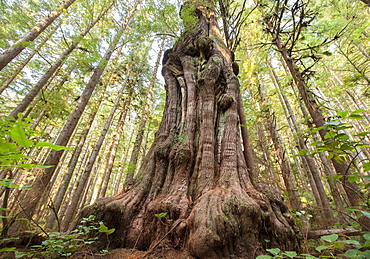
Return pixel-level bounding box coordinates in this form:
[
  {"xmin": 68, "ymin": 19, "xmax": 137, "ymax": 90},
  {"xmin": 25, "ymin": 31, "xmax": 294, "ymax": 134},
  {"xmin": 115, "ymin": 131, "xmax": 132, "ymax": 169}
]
[{"xmin": 0, "ymin": 0, "xmax": 369, "ymax": 258}]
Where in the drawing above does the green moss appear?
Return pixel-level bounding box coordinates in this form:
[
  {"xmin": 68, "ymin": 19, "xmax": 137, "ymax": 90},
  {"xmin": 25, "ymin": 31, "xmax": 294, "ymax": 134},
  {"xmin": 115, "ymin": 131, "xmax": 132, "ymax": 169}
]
[{"xmin": 180, "ymin": 3, "xmax": 198, "ymax": 30}]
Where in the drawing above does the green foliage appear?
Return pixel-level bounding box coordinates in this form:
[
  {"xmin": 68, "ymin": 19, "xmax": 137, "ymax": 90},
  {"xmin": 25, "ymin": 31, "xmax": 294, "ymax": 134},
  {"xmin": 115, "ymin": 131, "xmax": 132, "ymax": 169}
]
[
  {"xmin": 13, "ymin": 215, "xmax": 115, "ymax": 258},
  {"xmin": 256, "ymin": 248, "xmax": 297, "ymax": 259},
  {"xmin": 300, "ymin": 110, "xmax": 369, "ymax": 183},
  {"xmin": 179, "ymin": 2, "xmax": 198, "ymax": 30},
  {"xmin": 257, "ymin": 231, "xmax": 370, "ymax": 258},
  {"xmin": 313, "ymin": 233, "xmax": 370, "ymax": 258},
  {"xmin": 0, "ymin": 115, "xmax": 71, "ymax": 237},
  {"xmin": 0, "ymin": 114, "xmax": 71, "ymax": 169},
  {"xmin": 154, "ymin": 212, "xmax": 167, "ymax": 219}
]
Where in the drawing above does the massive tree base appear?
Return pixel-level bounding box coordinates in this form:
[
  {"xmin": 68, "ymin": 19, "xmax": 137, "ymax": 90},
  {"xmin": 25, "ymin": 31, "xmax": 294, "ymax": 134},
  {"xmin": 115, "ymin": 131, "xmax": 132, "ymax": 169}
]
[
  {"xmin": 75, "ymin": 2, "xmax": 300, "ymax": 258},
  {"xmin": 78, "ymin": 182, "xmax": 300, "ymax": 258}
]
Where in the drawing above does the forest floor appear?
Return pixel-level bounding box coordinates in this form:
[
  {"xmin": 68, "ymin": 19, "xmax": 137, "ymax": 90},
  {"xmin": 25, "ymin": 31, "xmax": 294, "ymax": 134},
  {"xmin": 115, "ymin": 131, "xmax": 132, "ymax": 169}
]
[
  {"xmin": 73, "ymin": 248, "xmax": 196, "ymax": 259},
  {"xmin": 0, "ymin": 247, "xmax": 196, "ymax": 259}
]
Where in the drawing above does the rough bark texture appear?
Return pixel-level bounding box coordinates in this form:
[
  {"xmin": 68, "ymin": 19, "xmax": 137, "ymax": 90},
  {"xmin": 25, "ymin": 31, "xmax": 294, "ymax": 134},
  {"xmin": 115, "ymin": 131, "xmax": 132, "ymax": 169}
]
[{"xmin": 77, "ymin": 3, "xmax": 300, "ymax": 258}]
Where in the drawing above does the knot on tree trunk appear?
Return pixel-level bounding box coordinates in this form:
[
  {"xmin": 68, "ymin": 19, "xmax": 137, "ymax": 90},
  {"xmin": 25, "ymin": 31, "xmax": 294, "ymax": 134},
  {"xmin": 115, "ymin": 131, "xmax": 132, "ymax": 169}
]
[{"xmin": 218, "ymin": 94, "xmax": 234, "ymax": 112}]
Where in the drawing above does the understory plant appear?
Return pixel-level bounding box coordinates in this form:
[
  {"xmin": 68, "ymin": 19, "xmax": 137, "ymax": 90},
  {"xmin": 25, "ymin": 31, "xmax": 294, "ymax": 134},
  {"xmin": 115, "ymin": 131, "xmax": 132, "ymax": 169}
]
[
  {"xmin": 0, "ymin": 114, "xmax": 70, "ymax": 239},
  {"xmin": 13, "ymin": 215, "xmax": 115, "ymax": 258},
  {"xmin": 258, "ymin": 109, "xmax": 370, "ymax": 258}
]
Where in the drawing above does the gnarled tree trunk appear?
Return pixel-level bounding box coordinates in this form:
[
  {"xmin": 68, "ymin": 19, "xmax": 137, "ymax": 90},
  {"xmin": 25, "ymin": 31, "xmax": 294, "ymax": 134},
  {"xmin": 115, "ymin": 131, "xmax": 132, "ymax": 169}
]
[{"xmin": 77, "ymin": 2, "xmax": 300, "ymax": 258}]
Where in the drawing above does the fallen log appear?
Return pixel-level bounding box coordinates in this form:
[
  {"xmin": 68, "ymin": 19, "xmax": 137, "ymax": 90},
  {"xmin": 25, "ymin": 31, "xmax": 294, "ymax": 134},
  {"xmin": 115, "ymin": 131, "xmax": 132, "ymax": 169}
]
[{"xmin": 308, "ymin": 228, "xmax": 362, "ymax": 239}]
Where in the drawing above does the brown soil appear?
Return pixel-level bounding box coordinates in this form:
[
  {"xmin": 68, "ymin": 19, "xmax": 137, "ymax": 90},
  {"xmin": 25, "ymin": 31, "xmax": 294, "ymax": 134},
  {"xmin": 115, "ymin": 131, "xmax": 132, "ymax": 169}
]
[
  {"xmin": 0, "ymin": 247, "xmax": 196, "ymax": 259},
  {"xmin": 72, "ymin": 247, "xmax": 196, "ymax": 259}
]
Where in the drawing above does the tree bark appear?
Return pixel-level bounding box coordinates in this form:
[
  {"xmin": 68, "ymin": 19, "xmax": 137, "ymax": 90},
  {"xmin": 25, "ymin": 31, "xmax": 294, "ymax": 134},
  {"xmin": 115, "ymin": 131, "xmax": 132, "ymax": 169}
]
[
  {"xmin": 256, "ymin": 82, "xmax": 302, "ymax": 211},
  {"xmin": 125, "ymin": 39, "xmax": 164, "ymax": 184},
  {"xmin": 9, "ymin": 1, "xmax": 140, "ymax": 232},
  {"xmin": 44, "ymin": 99, "xmax": 102, "ymax": 230},
  {"xmin": 98, "ymin": 95, "xmax": 132, "ymax": 198},
  {"xmin": 0, "ymin": 0, "xmax": 77, "ymax": 71},
  {"xmin": 266, "ymin": 19, "xmax": 366, "ymax": 211},
  {"xmin": 267, "ymin": 61, "xmax": 337, "ymax": 226},
  {"xmin": 9, "ymin": 1, "xmax": 113, "ymax": 119},
  {"xmin": 0, "ymin": 21, "xmax": 61, "ymax": 95},
  {"xmin": 75, "ymin": 3, "xmax": 300, "ymax": 258},
  {"xmin": 62, "ymin": 66, "xmax": 133, "ymax": 231}
]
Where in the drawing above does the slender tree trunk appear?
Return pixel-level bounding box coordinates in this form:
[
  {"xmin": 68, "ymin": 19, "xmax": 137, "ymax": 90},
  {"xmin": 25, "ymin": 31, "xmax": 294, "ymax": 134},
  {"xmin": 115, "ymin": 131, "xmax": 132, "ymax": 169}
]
[
  {"xmin": 62, "ymin": 64, "xmax": 135, "ymax": 231},
  {"xmin": 268, "ymin": 61, "xmax": 337, "ymax": 226},
  {"xmin": 44, "ymin": 99, "xmax": 103, "ymax": 229},
  {"xmin": 113, "ymin": 133, "xmax": 134, "ymax": 194},
  {"xmin": 266, "ymin": 20, "xmax": 365, "ymax": 216},
  {"xmin": 99, "ymin": 88, "xmax": 133, "ymax": 197},
  {"xmin": 125, "ymin": 39, "xmax": 164, "ymax": 183},
  {"xmin": 9, "ymin": 2, "xmax": 140, "ymax": 232},
  {"xmin": 0, "ymin": 0, "xmax": 77, "ymax": 71},
  {"xmin": 255, "ymin": 122, "xmax": 281, "ymax": 191},
  {"xmin": 9, "ymin": 2, "xmax": 113, "ymax": 119},
  {"xmin": 59, "ymin": 143, "xmax": 91, "ymax": 223},
  {"xmin": 256, "ymin": 83, "xmax": 302, "ymax": 210},
  {"xmin": 0, "ymin": 22, "xmax": 61, "ymax": 95}
]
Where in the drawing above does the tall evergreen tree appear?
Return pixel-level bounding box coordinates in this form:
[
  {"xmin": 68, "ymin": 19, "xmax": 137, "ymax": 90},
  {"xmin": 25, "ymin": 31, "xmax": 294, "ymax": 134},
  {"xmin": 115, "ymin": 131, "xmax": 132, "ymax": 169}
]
[{"xmin": 0, "ymin": 0, "xmax": 77, "ymax": 71}]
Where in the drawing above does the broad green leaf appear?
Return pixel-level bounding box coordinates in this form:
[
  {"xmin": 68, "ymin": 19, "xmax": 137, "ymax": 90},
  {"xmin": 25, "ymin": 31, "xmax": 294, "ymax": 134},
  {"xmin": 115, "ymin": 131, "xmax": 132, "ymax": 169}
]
[
  {"xmin": 324, "ymin": 131, "xmax": 336, "ymax": 139},
  {"xmin": 356, "ymin": 144, "xmax": 370, "ymax": 148},
  {"xmin": 17, "ymin": 163, "xmax": 36, "ymax": 169},
  {"xmin": 107, "ymin": 228, "xmax": 115, "ymax": 235},
  {"xmin": 363, "ymin": 162, "xmax": 370, "ymax": 171},
  {"xmin": 348, "ymin": 114, "xmax": 363, "ymax": 120},
  {"xmin": 333, "ymin": 155, "xmax": 345, "ymax": 164},
  {"xmin": 283, "ymin": 251, "xmax": 297, "ymax": 258},
  {"xmin": 321, "ymin": 234, "xmax": 338, "ymax": 242},
  {"xmin": 342, "ymin": 239, "xmax": 361, "ymax": 248},
  {"xmin": 332, "ymin": 174, "xmax": 343, "ymax": 180},
  {"xmin": 348, "ymin": 174, "xmax": 359, "ymax": 183},
  {"xmin": 0, "ymin": 159, "xmax": 13, "ymax": 165},
  {"xmin": 0, "ymin": 142, "xmax": 17, "ymax": 153},
  {"xmin": 99, "ymin": 222, "xmax": 108, "ymax": 233},
  {"xmin": 363, "ymin": 233, "xmax": 370, "ymax": 240},
  {"xmin": 266, "ymin": 248, "xmax": 280, "ymax": 255},
  {"xmin": 311, "ymin": 126, "xmax": 326, "ymax": 133},
  {"xmin": 35, "ymin": 142, "xmax": 71, "ymax": 151},
  {"xmin": 335, "ymin": 133, "xmax": 349, "ymax": 141},
  {"xmin": 0, "ymin": 247, "xmax": 16, "ymax": 252},
  {"xmin": 256, "ymin": 255, "xmax": 272, "ymax": 259},
  {"xmin": 296, "ymin": 149, "xmax": 308, "ymax": 156},
  {"xmin": 344, "ymin": 249, "xmax": 360, "ymax": 258},
  {"xmin": 337, "ymin": 125, "xmax": 353, "ymax": 130},
  {"xmin": 350, "ymin": 109, "xmax": 365, "ymax": 115},
  {"xmin": 355, "ymin": 132, "xmax": 370, "ymax": 137},
  {"xmin": 337, "ymin": 111, "xmax": 349, "ymax": 118},
  {"xmin": 361, "ymin": 210, "xmax": 370, "ymax": 219},
  {"xmin": 315, "ymin": 244, "xmax": 327, "ymax": 252},
  {"xmin": 310, "ymin": 141, "xmax": 323, "ymax": 146},
  {"xmin": 10, "ymin": 125, "xmax": 33, "ymax": 148}
]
